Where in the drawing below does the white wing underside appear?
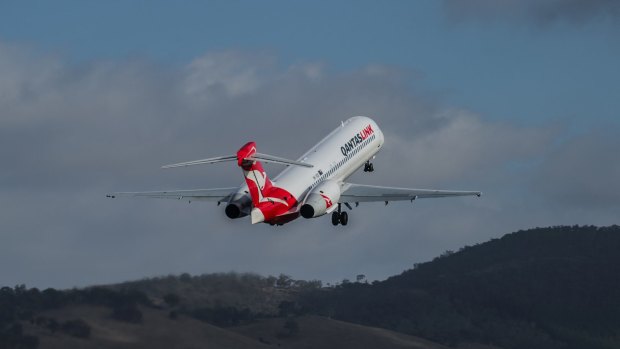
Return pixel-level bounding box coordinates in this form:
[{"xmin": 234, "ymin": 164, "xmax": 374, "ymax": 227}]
[
  {"xmin": 107, "ymin": 188, "xmax": 237, "ymax": 202},
  {"xmin": 340, "ymin": 183, "xmax": 481, "ymax": 203}
]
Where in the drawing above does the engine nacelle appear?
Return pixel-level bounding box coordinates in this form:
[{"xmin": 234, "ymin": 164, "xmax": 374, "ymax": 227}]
[
  {"xmin": 225, "ymin": 195, "xmax": 251, "ymax": 219},
  {"xmin": 300, "ymin": 181, "xmax": 341, "ymax": 218}
]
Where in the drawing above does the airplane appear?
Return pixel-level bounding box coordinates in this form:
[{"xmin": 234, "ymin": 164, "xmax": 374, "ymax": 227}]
[{"xmin": 107, "ymin": 116, "xmax": 481, "ymax": 226}]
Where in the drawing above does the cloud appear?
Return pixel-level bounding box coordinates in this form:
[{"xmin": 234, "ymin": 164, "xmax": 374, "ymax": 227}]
[
  {"xmin": 442, "ymin": 0, "xmax": 620, "ymax": 26},
  {"xmin": 0, "ymin": 41, "xmax": 617, "ymax": 289},
  {"xmin": 379, "ymin": 109, "xmax": 553, "ymax": 186},
  {"xmin": 532, "ymin": 129, "xmax": 620, "ymax": 208},
  {"xmin": 184, "ymin": 51, "xmax": 275, "ymax": 99}
]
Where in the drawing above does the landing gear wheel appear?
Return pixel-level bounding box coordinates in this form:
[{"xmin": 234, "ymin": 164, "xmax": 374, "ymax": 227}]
[
  {"xmin": 332, "ymin": 212, "xmax": 340, "ymax": 226},
  {"xmin": 369, "ymin": 163, "xmax": 374, "ymax": 172},
  {"xmin": 339, "ymin": 211, "xmax": 348, "ymax": 226}
]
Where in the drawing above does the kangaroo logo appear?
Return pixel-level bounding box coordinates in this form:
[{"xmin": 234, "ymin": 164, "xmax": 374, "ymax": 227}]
[{"xmin": 245, "ymin": 169, "xmax": 289, "ymax": 206}]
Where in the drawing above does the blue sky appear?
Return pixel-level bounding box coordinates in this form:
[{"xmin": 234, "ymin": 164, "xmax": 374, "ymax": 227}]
[{"xmin": 1, "ymin": 1, "xmax": 619, "ymax": 288}]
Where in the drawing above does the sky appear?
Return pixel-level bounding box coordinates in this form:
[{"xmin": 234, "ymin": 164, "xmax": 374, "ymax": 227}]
[{"xmin": 1, "ymin": 0, "xmax": 619, "ymax": 289}]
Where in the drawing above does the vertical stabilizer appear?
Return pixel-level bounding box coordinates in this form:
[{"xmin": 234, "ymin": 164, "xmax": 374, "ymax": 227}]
[
  {"xmin": 237, "ymin": 142, "xmax": 273, "ymax": 208},
  {"xmin": 236, "ymin": 142, "xmax": 300, "ymax": 224}
]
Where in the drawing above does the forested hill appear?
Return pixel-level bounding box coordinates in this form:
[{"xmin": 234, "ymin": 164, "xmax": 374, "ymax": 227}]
[
  {"xmin": 299, "ymin": 225, "xmax": 620, "ymax": 349},
  {"xmin": 2, "ymin": 225, "xmax": 619, "ymax": 349}
]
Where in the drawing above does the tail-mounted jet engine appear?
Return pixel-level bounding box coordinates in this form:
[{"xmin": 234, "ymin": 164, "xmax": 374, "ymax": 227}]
[
  {"xmin": 225, "ymin": 195, "xmax": 252, "ymax": 219},
  {"xmin": 300, "ymin": 181, "xmax": 341, "ymax": 219}
]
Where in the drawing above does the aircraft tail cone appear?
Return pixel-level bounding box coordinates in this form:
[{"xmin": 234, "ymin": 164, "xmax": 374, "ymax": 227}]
[{"xmin": 250, "ymin": 208, "xmax": 265, "ymax": 224}]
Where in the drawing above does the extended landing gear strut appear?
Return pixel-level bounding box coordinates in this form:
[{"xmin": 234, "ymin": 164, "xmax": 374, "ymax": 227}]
[
  {"xmin": 363, "ymin": 160, "xmax": 374, "ymax": 172},
  {"xmin": 331, "ymin": 203, "xmax": 348, "ymax": 226}
]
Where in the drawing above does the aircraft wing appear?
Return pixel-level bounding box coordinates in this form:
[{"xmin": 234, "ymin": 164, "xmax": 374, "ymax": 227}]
[
  {"xmin": 106, "ymin": 188, "xmax": 238, "ymax": 203},
  {"xmin": 340, "ymin": 183, "xmax": 481, "ymax": 203}
]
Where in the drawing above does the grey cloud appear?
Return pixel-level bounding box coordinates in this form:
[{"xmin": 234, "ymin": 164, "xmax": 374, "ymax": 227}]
[
  {"xmin": 377, "ymin": 109, "xmax": 554, "ymax": 186},
  {"xmin": 1, "ymin": 42, "xmax": 617, "ymax": 289},
  {"xmin": 531, "ymin": 129, "xmax": 620, "ymax": 208},
  {"xmin": 442, "ymin": 0, "xmax": 620, "ymax": 26},
  {"xmin": 184, "ymin": 51, "xmax": 276, "ymax": 99}
]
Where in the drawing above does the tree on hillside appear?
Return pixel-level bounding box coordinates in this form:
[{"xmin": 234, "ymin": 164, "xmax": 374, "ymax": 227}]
[
  {"xmin": 276, "ymin": 274, "xmax": 293, "ymax": 288},
  {"xmin": 163, "ymin": 293, "xmax": 180, "ymax": 307},
  {"xmin": 179, "ymin": 273, "xmax": 192, "ymax": 283}
]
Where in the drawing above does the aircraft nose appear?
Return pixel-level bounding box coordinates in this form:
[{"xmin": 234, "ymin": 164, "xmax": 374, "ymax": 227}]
[{"xmin": 250, "ymin": 208, "xmax": 265, "ymax": 224}]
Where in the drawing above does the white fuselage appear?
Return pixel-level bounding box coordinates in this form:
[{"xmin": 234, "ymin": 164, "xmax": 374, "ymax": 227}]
[{"xmin": 231, "ymin": 116, "xmax": 385, "ymax": 208}]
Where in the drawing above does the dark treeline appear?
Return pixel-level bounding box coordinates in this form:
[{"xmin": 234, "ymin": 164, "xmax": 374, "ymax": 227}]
[
  {"xmin": 113, "ymin": 272, "xmax": 322, "ymax": 316},
  {"xmin": 297, "ymin": 225, "xmax": 620, "ymax": 349}
]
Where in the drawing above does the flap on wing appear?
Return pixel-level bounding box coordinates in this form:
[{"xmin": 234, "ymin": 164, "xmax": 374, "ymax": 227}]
[
  {"xmin": 340, "ymin": 183, "xmax": 481, "ymax": 203},
  {"xmin": 106, "ymin": 187, "xmax": 237, "ymax": 202}
]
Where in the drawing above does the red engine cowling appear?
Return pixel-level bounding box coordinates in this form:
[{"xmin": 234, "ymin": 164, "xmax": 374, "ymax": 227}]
[{"xmin": 300, "ymin": 181, "xmax": 341, "ymax": 218}]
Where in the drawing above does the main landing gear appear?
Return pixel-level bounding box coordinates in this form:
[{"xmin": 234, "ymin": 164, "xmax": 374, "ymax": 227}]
[
  {"xmin": 331, "ymin": 204, "xmax": 348, "ymax": 226},
  {"xmin": 363, "ymin": 161, "xmax": 374, "ymax": 172}
]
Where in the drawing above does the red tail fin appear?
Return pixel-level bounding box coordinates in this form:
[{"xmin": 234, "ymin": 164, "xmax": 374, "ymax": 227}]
[{"xmin": 237, "ymin": 142, "xmax": 273, "ymax": 207}]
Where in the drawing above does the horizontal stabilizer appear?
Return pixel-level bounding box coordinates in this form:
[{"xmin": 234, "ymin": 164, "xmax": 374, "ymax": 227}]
[
  {"xmin": 246, "ymin": 153, "xmax": 313, "ymax": 168},
  {"xmin": 162, "ymin": 153, "xmax": 313, "ymax": 169},
  {"xmin": 162, "ymin": 155, "xmax": 237, "ymax": 168}
]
